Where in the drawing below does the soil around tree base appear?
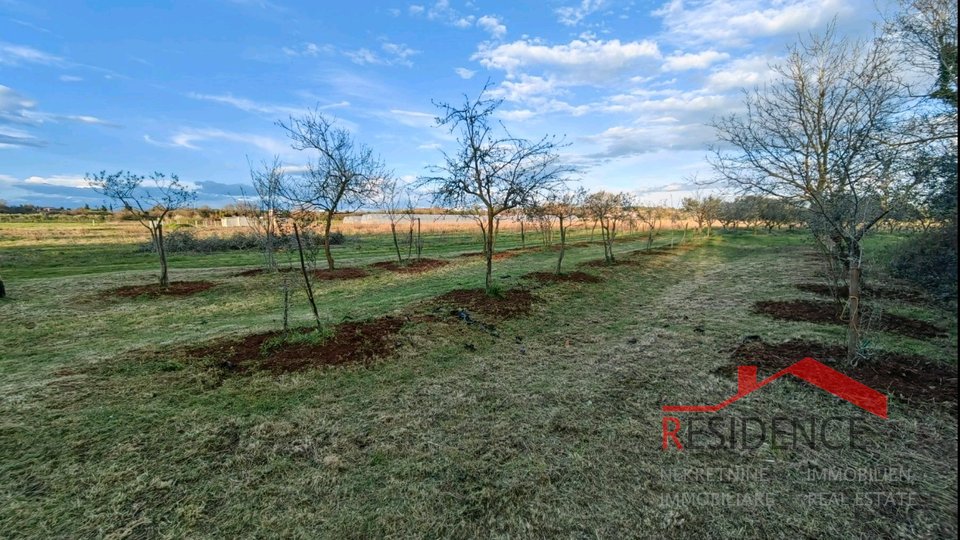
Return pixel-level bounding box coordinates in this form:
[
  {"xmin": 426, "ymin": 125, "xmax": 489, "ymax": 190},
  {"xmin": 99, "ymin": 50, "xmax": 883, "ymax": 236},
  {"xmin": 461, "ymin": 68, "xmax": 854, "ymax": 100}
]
[
  {"xmin": 753, "ymin": 299, "xmax": 946, "ymax": 339},
  {"xmin": 371, "ymin": 258, "xmax": 450, "ymax": 273},
  {"xmin": 795, "ymin": 283, "xmax": 927, "ymax": 303},
  {"xmin": 107, "ymin": 281, "xmax": 216, "ymax": 298},
  {"xmin": 432, "ymin": 288, "xmax": 537, "ymax": 319},
  {"xmin": 523, "ymin": 271, "xmax": 602, "ymax": 284},
  {"xmin": 188, "ymin": 316, "xmax": 405, "ymax": 373},
  {"xmin": 724, "ymin": 338, "xmax": 958, "ymax": 412}
]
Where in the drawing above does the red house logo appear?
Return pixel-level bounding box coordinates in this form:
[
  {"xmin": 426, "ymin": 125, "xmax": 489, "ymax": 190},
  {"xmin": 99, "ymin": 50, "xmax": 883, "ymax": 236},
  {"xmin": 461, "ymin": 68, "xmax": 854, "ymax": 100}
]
[{"xmin": 662, "ymin": 358, "xmax": 888, "ymax": 418}]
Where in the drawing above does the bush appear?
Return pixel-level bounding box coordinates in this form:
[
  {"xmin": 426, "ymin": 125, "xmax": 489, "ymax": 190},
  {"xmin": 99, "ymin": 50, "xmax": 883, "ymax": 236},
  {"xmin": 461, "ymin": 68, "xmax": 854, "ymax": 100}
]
[
  {"xmin": 889, "ymin": 228, "xmax": 958, "ymax": 298},
  {"xmin": 139, "ymin": 228, "xmax": 346, "ymax": 254}
]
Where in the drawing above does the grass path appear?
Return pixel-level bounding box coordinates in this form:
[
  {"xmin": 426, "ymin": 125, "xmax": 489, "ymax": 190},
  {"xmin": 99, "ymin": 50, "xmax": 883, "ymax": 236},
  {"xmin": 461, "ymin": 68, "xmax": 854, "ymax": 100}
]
[{"xmin": 1, "ymin": 233, "xmax": 956, "ymax": 538}]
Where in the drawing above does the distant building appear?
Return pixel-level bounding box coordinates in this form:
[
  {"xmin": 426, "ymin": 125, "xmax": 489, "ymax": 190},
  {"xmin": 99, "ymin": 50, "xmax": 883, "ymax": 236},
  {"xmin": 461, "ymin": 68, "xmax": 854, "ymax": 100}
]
[{"xmin": 221, "ymin": 216, "xmax": 254, "ymax": 227}]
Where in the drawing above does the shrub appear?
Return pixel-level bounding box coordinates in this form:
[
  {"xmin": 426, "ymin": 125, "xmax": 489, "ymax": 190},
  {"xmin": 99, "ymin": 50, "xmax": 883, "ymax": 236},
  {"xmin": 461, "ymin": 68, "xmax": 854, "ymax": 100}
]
[
  {"xmin": 139, "ymin": 228, "xmax": 346, "ymax": 253},
  {"xmin": 888, "ymin": 228, "xmax": 958, "ymax": 298}
]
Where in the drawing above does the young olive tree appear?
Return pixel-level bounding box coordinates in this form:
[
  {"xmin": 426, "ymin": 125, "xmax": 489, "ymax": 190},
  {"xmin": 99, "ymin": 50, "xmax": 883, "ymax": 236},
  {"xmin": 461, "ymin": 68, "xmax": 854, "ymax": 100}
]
[
  {"xmin": 681, "ymin": 194, "xmax": 722, "ymax": 236},
  {"xmin": 278, "ymin": 110, "xmax": 386, "ymax": 270},
  {"xmin": 87, "ymin": 171, "xmax": 196, "ymax": 287},
  {"xmin": 710, "ymin": 27, "xmax": 913, "ymax": 362},
  {"xmin": 541, "ymin": 188, "xmax": 586, "ymax": 274},
  {"xmin": 421, "ymin": 85, "xmax": 572, "ymax": 292},
  {"xmin": 583, "ymin": 191, "xmax": 628, "ymax": 264},
  {"xmin": 637, "ymin": 204, "xmax": 666, "ymax": 248}
]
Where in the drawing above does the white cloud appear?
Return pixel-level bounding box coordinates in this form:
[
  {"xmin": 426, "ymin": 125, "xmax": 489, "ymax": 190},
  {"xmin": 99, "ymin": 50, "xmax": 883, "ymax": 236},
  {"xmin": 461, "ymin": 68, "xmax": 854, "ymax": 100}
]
[
  {"xmin": 187, "ymin": 92, "xmax": 348, "ymax": 116},
  {"xmin": 704, "ymin": 55, "xmax": 778, "ymax": 91},
  {"xmin": 59, "ymin": 75, "xmax": 83, "ymax": 82},
  {"xmin": 388, "ymin": 109, "xmax": 436, "ymax": 128},
  {"xmin": 474, "ymin": 38, "xmax": 661, "ymax": 83},
  {"xmin": 477, "ymin": 15, "xmax": 507, "ymax": 39},
  {"xmin": 0, "ymin": 42, "xmax": 63, "ymax": 66},
  {"xmin": 23, "ymin": 175, "xmax": 92, "ymax": 188},
  {"xmin": 555, "ymin": 0, "xmax": 606, "ymax": 26},
  {"xmin": 655, "ymin": 0, "xmax": 860, "ymax": 47},
  {"xmin": 455, "ymin": 67, "xmax": 476, "ymax": 79},
  {"xmin": 145, "ymin": 128, "xmax": 290, "ymax": 155},
  {"xmin": 345, "ymin": 41, "xmax": 420, "ymax": 67},
  {"xmin": 662, "ymin": 50, "xmax": 730, "ymax": 71}
]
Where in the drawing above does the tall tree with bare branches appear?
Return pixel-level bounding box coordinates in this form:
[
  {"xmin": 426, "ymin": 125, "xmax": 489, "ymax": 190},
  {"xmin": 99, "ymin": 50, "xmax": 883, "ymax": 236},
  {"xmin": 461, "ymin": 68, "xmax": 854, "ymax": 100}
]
[
  {"xmin": 421, "ymin": 85, "xmax": 572, "ymax": 292},
  {"xmin": 710, "ymin": 27, "xmax": 914, "ymax": 362},
  {"xmin": 278, "ymin": 110, "xmax": 386, "ymax": 270}
]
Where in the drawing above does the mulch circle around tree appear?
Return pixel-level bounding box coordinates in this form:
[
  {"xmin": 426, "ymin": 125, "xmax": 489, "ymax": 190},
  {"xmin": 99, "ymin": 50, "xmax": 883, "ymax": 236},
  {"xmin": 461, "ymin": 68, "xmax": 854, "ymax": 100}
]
[
  {"xmin": 723, "ymin": 338, "xmax": 958, "ymax": 411},
  {"xmin": 233, "ymin": 267, "xmax": 297, "ymax": 277},
  {"xmin": 795, "ymin": 283, "xmax": 928, "ymax": 303},
  {"xmin": 432, "ymin": 288, "xmax": 537, "ymax": 319},
  {"xmin": 312, "ymin": 268, "xmax": 370, "ymax": 280},
  {"xmin": 370, "ymin": 258, "xmax": 450, "ymax": 274},
  {"xmin": 106, "ymin": 281, "xmax": 216, "ymax": 298},
  {"xmin": 753, "ymin": 299, "xmax": 947, "ymax": 339},
  {"xmin": 523, "ymin": 271, "xmax": 603, "ymax": 284},
  {"xmin": 188, "ymin": 316, "xmax": 406, "ymax": 374}
]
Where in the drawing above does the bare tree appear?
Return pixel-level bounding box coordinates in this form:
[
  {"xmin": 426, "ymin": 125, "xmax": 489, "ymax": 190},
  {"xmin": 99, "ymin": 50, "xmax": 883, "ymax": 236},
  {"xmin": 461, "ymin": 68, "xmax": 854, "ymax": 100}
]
[
  {"xmin": 248, "ymin": 156, "xmax": 286, "ymax": 271},
  {"xmin": 542, "ymin": 188, "xmax": 586, "ymax": 274},
  {"xmin": 376, "ymin": 174, "xmax": 407, "ymax": 263},
  {"xmin": 710, "ymin": 27, "xmax": 913, "ymax": 362},
  {"xmin": 681, "ymin": 194, "xmax": 722, "ymax": 236},
  {"xmin": 87, "ymin": 171, "xmax": 195, "ymax": 287},
  {"xmin": 583, "ymin": 191, "xmax": 628, "ymax": 264},
  {"xmin": 421, "ymin": 85, "xmax": 572, "ymax": 292},
  {"xmin": 278, "ymin": 110, "xmax": 386, "ymax": 270},
  {"xmin": 637, "ymin": 203, "xmax": 666, "ymax": 248}
]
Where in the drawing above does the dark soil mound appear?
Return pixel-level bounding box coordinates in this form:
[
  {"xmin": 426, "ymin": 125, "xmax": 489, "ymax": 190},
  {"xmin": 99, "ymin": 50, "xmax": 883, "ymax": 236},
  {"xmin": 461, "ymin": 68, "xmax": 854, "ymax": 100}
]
[
  {"xmin": 371, "ymin": 258, "xmax": 450, "ymax": 274},
  {"xmin": 189, "ymin": 317, "xmax": 405, "ymax": 373},
  {"xmin": 108, "ymin": 281, "xmax": 215, "ymax": 298},
  {"xmin": 312, "ymin": 267, "xmax": 369, "ymax": 280},
  {"xmin": 433, "ymin": 288, "xmax": 537, "ymax": 319},
  {"xmin": 234, "ymin": 267, "xmax": 297, "ymax": 277},
  {"xmin": 725, "ymin": 338, "xmax": 957, "ymax": 410},
  {"xmin": 753, "ymin": 299, "xmax": 946, "ymax": 339},
  {"xmin": 524, "ymin": 271, "xmax": 602, "ymax": 284},
  {"xmin": 795, "ymin": 283, "xmax": 927, "ymax": 303},
  {"xmin": 457, "ymin": 250, "xmax": 522, "ymax": 260}
]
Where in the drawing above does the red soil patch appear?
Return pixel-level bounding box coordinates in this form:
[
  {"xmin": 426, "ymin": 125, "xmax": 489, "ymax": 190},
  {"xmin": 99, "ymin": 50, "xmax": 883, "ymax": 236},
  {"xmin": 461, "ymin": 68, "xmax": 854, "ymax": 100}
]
[
  {"xmin": 107, "ymin": 280, "xmax": 215, "ymax": 298},
  {"xmin": 725, "ymin": 338, "xmax": 957, "ymax": 411},
  {"xmin": 371, "ymin": 258, "xmax": 450, "ymax": 274},
  {"xmin": 312, "ymin": 267, "xmax": 369, "ymax": 280},
  {"xmin": 753, "ymin": 299, "xmax": 946, "ymax": 339},
  {"xmin": 795, "ymin": 283, "xmax": 927, "ymax": 303},
  {"xmin": 188, "ymin": 317, "xmax": 405, "ymax": 374},
  {"xmin": 523, "ymin": 271, "xmax": 602, "ymax": 284},
  {"xmin": 433, "ymin": 288, "xmax": 537, "ymax": 319}
]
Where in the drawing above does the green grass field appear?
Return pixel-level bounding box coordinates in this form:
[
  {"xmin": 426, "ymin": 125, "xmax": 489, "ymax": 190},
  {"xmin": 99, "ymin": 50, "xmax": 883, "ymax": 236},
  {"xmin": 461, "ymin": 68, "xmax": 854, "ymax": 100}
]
[{"xmin": 1, "ymin": 223, "xmax": 956, "ymax": 538}]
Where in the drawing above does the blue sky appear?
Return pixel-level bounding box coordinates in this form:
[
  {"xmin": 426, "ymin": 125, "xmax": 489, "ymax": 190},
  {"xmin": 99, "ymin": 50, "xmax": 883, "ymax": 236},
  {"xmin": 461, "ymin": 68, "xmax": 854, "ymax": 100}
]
[{"xmin": 1, "ymin": 0, "xmax": 881, "ymax": 208}]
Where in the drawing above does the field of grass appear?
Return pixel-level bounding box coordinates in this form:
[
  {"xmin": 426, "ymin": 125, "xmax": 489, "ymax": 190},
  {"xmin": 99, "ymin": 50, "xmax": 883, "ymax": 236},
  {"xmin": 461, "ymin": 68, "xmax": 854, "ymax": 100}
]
[{"xmin": 1, "ymin": 222, "xmax": 957, "ymax": 538}]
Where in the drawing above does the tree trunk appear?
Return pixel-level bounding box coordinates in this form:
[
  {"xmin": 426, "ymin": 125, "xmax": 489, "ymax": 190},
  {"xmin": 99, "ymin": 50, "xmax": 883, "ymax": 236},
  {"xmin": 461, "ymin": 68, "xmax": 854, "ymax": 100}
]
[
  {"xmin": 294, "ymin": 222, "xmax": 322, "ymax": 330},
  {"xmin": 556, "ymin": 217, "xmax": 566, "ymax": 275},
  {"xmin": 391, "ymin": 222, "xmax": 403, "ymax": 263},
  {"xmin": 323, "ymin": 212, "xmax": 335, "ymax": 270},
  {"xmin": 0, "ymin": 277, "xmax": 5, "ymax": 298},
  {"xmin": 156, "ymin": 222, "xmax": 170, "ymax": 287},
  {"xmin": 846, "ymin": 243, "xmax": 862, "ymax": 364},
  {"xmin": 484, "ymin": 211, "xmax": 495, "ymax": 292},
  {"xmin": 520, "ymin": 221, "xmax": 525, "ymax": 249}
]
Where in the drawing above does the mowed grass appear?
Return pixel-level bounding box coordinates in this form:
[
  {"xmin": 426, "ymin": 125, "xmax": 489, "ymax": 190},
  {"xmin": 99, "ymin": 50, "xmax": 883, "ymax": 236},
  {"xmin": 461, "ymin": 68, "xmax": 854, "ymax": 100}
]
[{"xmin": 0, "ymin": 225, "xmax": 957, "ymax": 538}]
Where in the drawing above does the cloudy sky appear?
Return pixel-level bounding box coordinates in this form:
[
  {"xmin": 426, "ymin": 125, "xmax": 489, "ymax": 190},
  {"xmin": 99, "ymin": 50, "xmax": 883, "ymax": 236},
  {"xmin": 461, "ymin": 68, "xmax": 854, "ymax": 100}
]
[{"xmin": 1, "ymin": 0, "xmax": 882, "ymax": 207}]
